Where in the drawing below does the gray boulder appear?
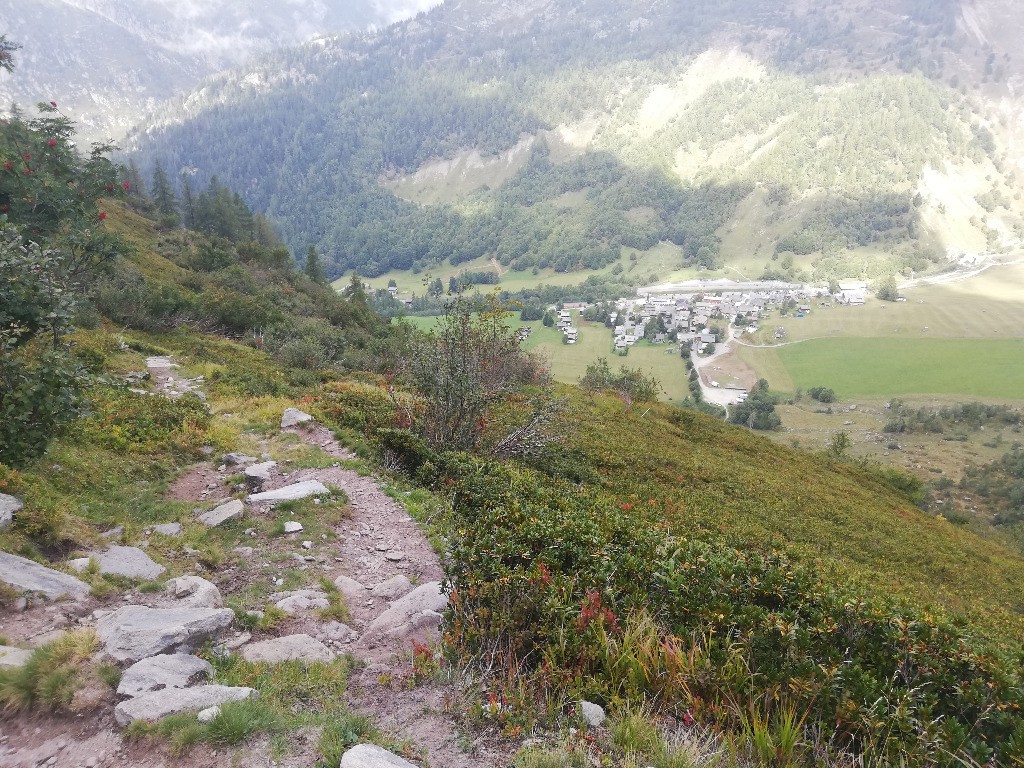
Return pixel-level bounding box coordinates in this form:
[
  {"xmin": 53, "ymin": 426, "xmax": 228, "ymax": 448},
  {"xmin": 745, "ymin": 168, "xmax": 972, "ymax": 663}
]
[
  {"xmin": 0, "ymin": 492, "xmax": 23, "ymax": 531},
  {"xmin": 117, "ymin": 654, "xmax": 213, "ymax": 698},
  {"xmin": 579, "ymin": 700, "xmax": 606, "ymax": 727},
  {"xmin": 152, "ymin": 522, "xmax": 182, "ymax": 537},
  {"xmin": 166, "ymin": 575, "xmax": 223, "ymax": 608},
  {"xmin": 114, "ymin": 684, "xmax": 255, "ymax": 726},
  {"xmin": 198, "ymin": 499, "xmax": 244, "ymax": 527},
  {"xmin": 363, "ymin": 582, "xmax": 447, "ymax": 641},
  {"xmin": 0, "ymin": 551, "xmax": 90, "ymax": 600},
  {"xmin": 340, "ymin": 744, "xmax": 419, "ymax": 768},
  {"xmin": 371, "ymin": 575, "xmax": 413, "ymax": 600},
  {"xmin": 283, "ymin": 521, "xmax": 303, "ymax": 533},
  {"xmin": 222, "ymin": 452, "xmax": 257, "ymax": 467},
  {"xmin": 248, "ymin": 480, "xmax": 329, "ymax": 504},
  {"xmin": 244, "ymin": 461, "xmax": 277, "ymax": 487},
  {"xmin": 0, "ymin": 645, "xmax": 33, "ymax": 668},
  {"xmin": 96, "ymin": 605, "xmax": 235, "ymax": 663},
  {"xmin": 281, "ymin": 408, "xmax": 313, "ymax": 429},
  {"xmin": 68, "ymin": 546, "xmax": 166, "ymax": 580},
  {"xmin": 333, "ymin": 574, "xmax": 368, "ymax": 604},
  {"xmin": 240, "ymin": 634, "xmax": 335, "ymax": 663}
]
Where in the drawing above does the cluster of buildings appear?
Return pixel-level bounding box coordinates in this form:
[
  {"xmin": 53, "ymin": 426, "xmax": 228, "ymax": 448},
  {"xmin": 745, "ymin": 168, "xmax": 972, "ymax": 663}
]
[
  {"xmin": 555, "ymin": 308, "xmax": 578, "ymax": 344},
  {"xmin": 608, "ymin": 284, "xmax": 835, "ymax": 354}
]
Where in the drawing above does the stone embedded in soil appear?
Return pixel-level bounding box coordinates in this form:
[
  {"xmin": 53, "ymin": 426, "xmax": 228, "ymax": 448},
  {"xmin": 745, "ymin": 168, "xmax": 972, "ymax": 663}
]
[
  {"xmin": 384, "ymin": 551, "xmax": 406, "ymax": 562},
  {"xmin": 198, "ymin": 499, "xmax": 244, "ymax": 527},
  {"xmin": 244, "ymin": 461, "xmax": 277, "ymax": 487},
  {"xmin": 362, "ymin": 582, "xmax": 447, "ymax": 642},
  {"xmin": 0, "ymin": 550, "xmax": 90, "ymax": 600},
  {"xmin": 371, "ymin": 575, "xmax": 413, "ymax": 600},
  {"xmin": 151, "ymin": 522, "xmax": 182, "ymax": 537},
  {"xmin": 68, "ymin": 546, "xmax": 166, "ymax": 580},
  {"xmin": 96, "ymin": 605, "xmax": 235, "ymax": 662},
  {"xmin": 114, "ymin": 684, "xmax": 255, "ymax": 726},
  {"xmin": 197, "ymin": 705, "xmax": 220, "ymax": 722},
  {"xmin": 340, "ymin": 744, "xmax": 419, "ymax": 768},
  {"xmin": 579, "ymin": 699, "xmax": 606, "ymax": 727},
  {"xmin": 240, "ymin": 633, "xmax": 335, "ymax": 663},
  {"xmin": 101, "ymin": 525, "xmax": 125, "ymax": 539},
  {"xmin": 281, "ymin": 407, "xmax": 313, "ymax": 429},
  {"xmin": 248, "ymin": 480, "xmax": 330, "ymax": 504},
  {"xmin": 223, "ymin": 452, "xmax": 257, "ymax": 467},
  {"xmin": 317, "ymin": 621, "xmax": 356, "ymax": 643},
  {"xmin": 283, "ymin": 521, "xmax": 304, "ymax": 533},
  {"xmin": 117, "ymin": 654, "xmax": 213, "ymax": 698},
  {"xmin": 275, "ymin": 594, "xmax": 329, "ymax": 613},
  {"xmin": 0, "ymin": 492, "xmax": 23, "ymax": 531},
  {"xmin": 0, "ymin": 645, "xmax": 33, "ymax": 668},
  {"xmin": 333, "ymin": 574, "xmax": 368, "ymax": 603},
  {"xmin": 166, "ymin": 575, "xmax": 223, "ymax": 608}
]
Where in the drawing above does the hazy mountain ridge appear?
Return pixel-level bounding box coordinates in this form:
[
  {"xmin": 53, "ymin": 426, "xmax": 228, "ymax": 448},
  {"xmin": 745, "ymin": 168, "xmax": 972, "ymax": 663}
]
[
  {"xmin": 0, "ymin": 0, "xmax": 423, "ymax": 142},
  {"xmin": 127, "ymin": 0, "xmax": 1024, "ymax": 282}
]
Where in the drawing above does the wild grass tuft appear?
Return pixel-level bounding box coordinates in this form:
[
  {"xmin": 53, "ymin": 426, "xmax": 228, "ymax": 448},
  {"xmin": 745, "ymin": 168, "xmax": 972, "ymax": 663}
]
[
  {"xmin": 316, "ymin": 711, "xmax": 373, "ymax": 767},
  {"xmin": 0, "ymin": 630, "xmax": 99, "ymax": 712}
]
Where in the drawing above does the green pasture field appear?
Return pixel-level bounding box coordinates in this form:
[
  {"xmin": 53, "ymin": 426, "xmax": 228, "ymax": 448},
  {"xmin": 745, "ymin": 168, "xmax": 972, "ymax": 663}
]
[{"xmin": 741, "ymin": 337, "xmax": 1024, "ymax": 399}]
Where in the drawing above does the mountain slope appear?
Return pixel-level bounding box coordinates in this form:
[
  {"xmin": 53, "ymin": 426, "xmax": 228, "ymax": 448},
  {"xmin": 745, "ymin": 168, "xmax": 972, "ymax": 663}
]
[{"xmin": 125, "ymin": 0, "xmax": 1024, "ymax": 284}]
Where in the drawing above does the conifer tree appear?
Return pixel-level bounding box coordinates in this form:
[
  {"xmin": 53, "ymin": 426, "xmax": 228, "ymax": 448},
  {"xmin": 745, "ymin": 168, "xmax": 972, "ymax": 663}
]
[
  {"xmin": 305, "ymin": 244, "xmax": 326, "ymax": 283},
  {"xmin": 151, "ymin": 160, "xmax": 179, "ymax": 225}
]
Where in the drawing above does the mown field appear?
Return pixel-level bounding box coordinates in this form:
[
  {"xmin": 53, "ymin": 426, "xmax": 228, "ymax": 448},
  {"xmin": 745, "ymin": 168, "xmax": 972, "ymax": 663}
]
[{"xmin": 739, "ymin": 337, "xmax": 1024, "ymax": 399}]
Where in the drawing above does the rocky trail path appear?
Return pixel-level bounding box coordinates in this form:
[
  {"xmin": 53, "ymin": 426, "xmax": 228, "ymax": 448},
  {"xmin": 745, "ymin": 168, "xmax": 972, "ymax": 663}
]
[{"xmin": 0, "ymin": 358, "xmax": 512, "ymax": 768}]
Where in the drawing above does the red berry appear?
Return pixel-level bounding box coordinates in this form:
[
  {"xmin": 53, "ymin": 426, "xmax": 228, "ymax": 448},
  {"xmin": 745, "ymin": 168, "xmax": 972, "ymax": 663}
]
[
  {"xmin": 98, "ymin": 211, "xmax": 107, "ymax": 221},
  {"xmin": 1, "ymin": 204, "xmax": 8, "ymax": 213},
  {"xmin": 105, "ymin": 185, "xmax": 113, "ymax": 192},
  {"xmin": 3, "ymin": 161, "xmax": 11, "ymax": 170},
  {"xmin": 23, "ymin": 169, "xmax": 30, "ymax": 175},
  {"xmin": 123, "ymin": 180, "xmax": 130, "ymax": 190},
  {"xmin": 48, "ymin": 139, "xmax": 56, "ymax": 147},
  {"xmin": 23, "ymin": 153, "xmax": 29, "ymax": 160}
]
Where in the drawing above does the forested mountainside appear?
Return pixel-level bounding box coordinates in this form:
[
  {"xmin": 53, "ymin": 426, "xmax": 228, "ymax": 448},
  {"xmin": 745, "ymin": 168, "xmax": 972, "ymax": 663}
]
[
  {"xmin": 0, "ymin": 0, "xmax": 422, "ymax": 143},
  {"xmin": 128, "ymin": 0, "xmax": 1024, "ymax": 284}
]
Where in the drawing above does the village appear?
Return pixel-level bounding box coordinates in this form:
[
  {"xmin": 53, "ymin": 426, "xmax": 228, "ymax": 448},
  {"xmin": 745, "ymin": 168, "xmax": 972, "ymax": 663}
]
[{"xmin": 551, "ymin": 279, "xmax": 870, "ymax": 351}]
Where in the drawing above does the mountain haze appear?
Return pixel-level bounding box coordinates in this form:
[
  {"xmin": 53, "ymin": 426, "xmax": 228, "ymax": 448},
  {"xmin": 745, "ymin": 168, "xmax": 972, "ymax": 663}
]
[{"xmin": 0, "ymin": 0, "xmax": 440, "ymax": 142}]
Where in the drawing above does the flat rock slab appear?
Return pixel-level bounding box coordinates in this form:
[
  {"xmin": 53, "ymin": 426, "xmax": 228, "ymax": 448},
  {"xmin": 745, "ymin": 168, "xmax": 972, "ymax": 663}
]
[
  {"xmin": 223, "ymin": 452, "xmax": 257, "ymax": 467},
  {"xmin": 0, "ymin": 551, "xmax": 90, "ymax": 600},
  {"xmin": 340, "ymin": 744, "xmax": 419, "ymax": 768},
  {"xmin": 283, "ymin": 521, "xmax": 303, "ymax": 533},
  {"xmin": 0, "ymin": 645, "xmax": 33, "ymax": 668},
  {"xmin": 198, "ymin": 499, "xmax": 244, "ymax": 527},
  {"xmin": 281, "ymin": 408, "xmax": 313, "ymax": 429},
  {"xmin": 96, "ymin": 605, "xmax": 235, "ymax": 663},
  {"xmin": 0, "ymin": 492, "xmax": 22, "ymax": 531},
  {"xmin": 244, "ymin": 461, "xmax": 277, "ymax": 482},
  {"xmin": 117, "ymin": 654, "xmax": 213, "ymax": 698},
  {"xmin": 248, "ymin": 480, "xmax": 329, "ymax": 504},
  {"xmin": 152, "ymin": 522, "xmax": 182, "ymax": 537},
  {"xmin": 275, "ymin": 594, "xmax": 328, "ymax": 613},
  {"xmin": 114, "ymin": 684, "xmax": 255, "ymax": 726},
  {"xmin": 240, "ymin": 633, "xmax": 335, "ymax": 663},
  {"xmin": 68, "ymin": 546, "xmax": 166, "ymax": 580},
  {"xmin": 363, "ymin": 582, "xmax": 447, "ymax": 641}
]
